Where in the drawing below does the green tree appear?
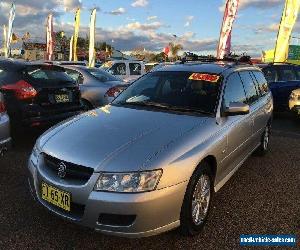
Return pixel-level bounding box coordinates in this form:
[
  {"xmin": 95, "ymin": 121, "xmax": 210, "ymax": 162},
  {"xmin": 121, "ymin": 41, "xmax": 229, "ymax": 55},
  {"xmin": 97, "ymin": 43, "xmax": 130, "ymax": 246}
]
[{"xmin": 169, "ymin": 42, "xmax": 183, "ymax": 61}]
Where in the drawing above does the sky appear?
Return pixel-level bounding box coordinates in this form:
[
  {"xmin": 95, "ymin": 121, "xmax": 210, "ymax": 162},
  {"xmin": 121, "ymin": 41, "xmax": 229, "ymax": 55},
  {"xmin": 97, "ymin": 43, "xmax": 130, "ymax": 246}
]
[{"xmin": 0, "ymin": 0, "xmax": 299, "ymax": 57}]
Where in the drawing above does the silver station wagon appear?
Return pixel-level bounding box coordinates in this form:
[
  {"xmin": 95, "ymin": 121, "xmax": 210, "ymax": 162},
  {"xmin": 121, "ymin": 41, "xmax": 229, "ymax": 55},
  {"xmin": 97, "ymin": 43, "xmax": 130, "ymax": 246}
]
[{"xmin": 28, "ymin": 60, "xmax": 273, "ymax": 238}]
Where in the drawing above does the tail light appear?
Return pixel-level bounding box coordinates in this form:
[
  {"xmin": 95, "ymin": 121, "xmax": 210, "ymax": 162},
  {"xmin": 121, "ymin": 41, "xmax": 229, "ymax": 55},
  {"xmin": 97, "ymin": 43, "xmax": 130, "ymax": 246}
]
[
  {"xmin": 0, "ymin": 101, "xmax": 6, "ymax": 113},
  {"xmin": 105, "ymin": 86, "xmax": 123, "ymax": 98},
  {"xmin": 2, "ymin": 80, "xmax": 37, "ymax": 100}
]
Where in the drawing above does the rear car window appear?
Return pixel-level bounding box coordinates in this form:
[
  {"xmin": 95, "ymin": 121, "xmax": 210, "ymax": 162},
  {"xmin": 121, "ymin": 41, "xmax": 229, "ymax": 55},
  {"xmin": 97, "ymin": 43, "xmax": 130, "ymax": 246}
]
[
  {"xmin": 252, "ymin": 71, "xmax": 269, "ymax": 96},
  {"xmin": 239, "ymin": 71, "xmax": 260, "ymax": 105},
  {"xmin": 223, "ymin": 73, "xmax": 247, "ymax": 108},
  {"xmin": 24, "ymin": 66, "xmax": 74, "ymax": 83},
  {"xmin": 86, "ymin": 68, "xmax": 118, "ymax": 82},
  {"xmin": 65, "ymin": 69, "xmax": 81, "ymax": 82}
]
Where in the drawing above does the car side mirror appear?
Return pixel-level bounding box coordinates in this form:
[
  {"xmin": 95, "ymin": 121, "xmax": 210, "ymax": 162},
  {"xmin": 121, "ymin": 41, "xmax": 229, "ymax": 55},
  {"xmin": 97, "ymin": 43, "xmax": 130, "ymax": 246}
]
[{"xmin": 225, "ymin": 102, "xmax": 250, "ymax": 116}]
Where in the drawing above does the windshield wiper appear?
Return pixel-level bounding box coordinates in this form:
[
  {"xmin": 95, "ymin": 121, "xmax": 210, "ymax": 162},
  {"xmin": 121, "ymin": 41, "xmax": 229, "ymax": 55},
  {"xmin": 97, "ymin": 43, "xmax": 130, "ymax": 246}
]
[
  {"xmin": 165, "ymin": 106, "xmax": 213, "ymax": 115},
  {"xmin": 116, "ymin": 101, "xmax": 170, "ymax": 109},
  {"xmin": 115, "ymin": 101, "xmax": 213, "ymax": 115}
]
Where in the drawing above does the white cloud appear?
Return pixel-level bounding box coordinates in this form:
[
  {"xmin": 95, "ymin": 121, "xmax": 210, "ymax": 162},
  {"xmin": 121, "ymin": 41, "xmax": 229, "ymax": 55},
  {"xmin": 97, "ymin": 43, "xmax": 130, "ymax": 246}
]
[
  {"xmin": 63, "ymin": 0, "xmax": 82, "ymax": 11},
  {"xmin": 184, "ymin": 16, "xmax": 194, "ymax": 27},
  {"xmin": 147, "ymin": 15, "xmax": 157, "ymax": 21},
  {"xmin": 219, "ymin": 0, "xmax": 282, "ymax": 12},
  {"xmin": 107, "ymin": 7, "xmax": 126, "ymax": 15},
  {"xmin": 126, "ymin": 21, "xmax": 162, "ymax": 31},
  {"xmin": 131, "ymin": 0, "xmax": 149, "ymax": 8}
]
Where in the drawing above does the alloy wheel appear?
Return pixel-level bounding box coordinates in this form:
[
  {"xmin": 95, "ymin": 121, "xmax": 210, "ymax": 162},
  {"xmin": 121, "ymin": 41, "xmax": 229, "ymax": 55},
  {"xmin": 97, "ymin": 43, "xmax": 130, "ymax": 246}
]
[{"xmin": 191, "ymin": 174, "xmax": 211, "ymax": 226}]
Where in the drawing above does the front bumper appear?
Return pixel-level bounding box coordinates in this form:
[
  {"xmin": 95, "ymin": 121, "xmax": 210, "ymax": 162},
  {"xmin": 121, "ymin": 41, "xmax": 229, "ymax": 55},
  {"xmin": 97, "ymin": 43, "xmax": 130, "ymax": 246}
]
[{"xmin": 28, "ymin": 157, "xmax": 187, "ymax": 238}]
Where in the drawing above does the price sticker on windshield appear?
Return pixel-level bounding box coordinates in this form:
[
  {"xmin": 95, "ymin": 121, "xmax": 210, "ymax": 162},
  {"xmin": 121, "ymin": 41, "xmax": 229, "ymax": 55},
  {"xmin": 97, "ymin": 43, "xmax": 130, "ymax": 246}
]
[{"xmin": 189, "ymin": 73, "xmax": 220, "ymax": 83}]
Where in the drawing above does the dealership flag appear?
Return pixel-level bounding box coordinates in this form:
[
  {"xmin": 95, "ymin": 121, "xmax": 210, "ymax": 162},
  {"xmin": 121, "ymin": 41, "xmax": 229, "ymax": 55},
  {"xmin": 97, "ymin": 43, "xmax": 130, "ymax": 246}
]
[
  {"xmin": 88, "ymin": 9, "xmax": 97, "ymax": 68},
  {"xmin": 217, "ymin": 0, "xmax": 239, "ymax": 59},
  {"xmin": 46, "ymin": 14, "xmax": 54, "ymax": 61},
  {"xmin": 73, "ymin": 8, "xmax": 81, "ymax": 61},
  {"xmin": 6, "ymin": 3, "xmax": 16, "ymax": 58},
  {"xmin": 69, "ymin": 35, "xmax": 74, "ymax": 61},
  {"xmin": 274, "ymin": 0, "xmax": 300, "ymax": 62}
]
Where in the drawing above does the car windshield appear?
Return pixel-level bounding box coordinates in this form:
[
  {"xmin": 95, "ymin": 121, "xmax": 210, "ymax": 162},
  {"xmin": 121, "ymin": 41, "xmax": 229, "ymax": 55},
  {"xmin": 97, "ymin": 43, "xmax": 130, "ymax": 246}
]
[
  {"xmin": 113, "ymin": 71, "xmax": 221, "ymax": 115},
  {"xmin": 101, "ymin": 61, "xmax": 113, "ymax": 71},
  {"xmin": 85, "ymin": 68, "xmax": 119, "ymax": 82}
]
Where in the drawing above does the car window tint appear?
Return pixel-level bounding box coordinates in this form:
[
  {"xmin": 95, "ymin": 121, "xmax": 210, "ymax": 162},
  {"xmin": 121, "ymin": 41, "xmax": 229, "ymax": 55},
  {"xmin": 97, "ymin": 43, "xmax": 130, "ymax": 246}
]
[
  {"xmin": 24, "ymin": 66, "xmax": 73, "ymax": 83},
  {"xmin": 279, "ymin": 68, "xmax": 297, "ymax": 81},
  {"xmin": 65, "ymin": 69, "xmax": 81, "ymax": 81},
  {"xmin": 239, "ymin": 71, "xmax": 260, "ymax": 105},
  {"xmin": 86, "ymin": 68, "xmax": 118, "ymax": 82},
  {"xmin": 262, "ymin": 67, "xmax": 278, "ymax": 83},
  {"xmin": 223, "ymin": 73, "xmax": 247, "ymax": 108},
  {"xmin": 129, "ymin": 63, "xmax": 141, "ymax": 75},
  {"xmin": 110, "ymin": 63, "xmax": 126, "ymax": 75},
  {"xmin": 114, "ymin": 71, "xmax": 221, "ymax": 114},
  {"xmin": 252, "ymin": 71, "xmax": 269, "ymax": 96}
]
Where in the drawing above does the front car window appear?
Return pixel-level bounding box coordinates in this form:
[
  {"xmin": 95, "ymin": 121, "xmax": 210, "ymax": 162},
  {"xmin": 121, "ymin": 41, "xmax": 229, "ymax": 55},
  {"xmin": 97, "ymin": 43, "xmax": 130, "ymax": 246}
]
[
  {"xmin": 223, "ymin": 73, "xmax": 247, "ymax": 109},
  {"xmin": 113, "ymin": 71, "xmax": 221, "ymax": 115}
]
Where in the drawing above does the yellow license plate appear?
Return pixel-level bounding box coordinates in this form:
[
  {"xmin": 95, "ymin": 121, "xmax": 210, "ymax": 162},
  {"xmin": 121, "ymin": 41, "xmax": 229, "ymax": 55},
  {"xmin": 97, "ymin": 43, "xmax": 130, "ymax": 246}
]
[
  {"xmin": 55, "ymin": 94, "xmax": 70, "ymax": 103},
  {"xmin": 41, "ymin": 182, "xmax": 71, "ymax": 211}
]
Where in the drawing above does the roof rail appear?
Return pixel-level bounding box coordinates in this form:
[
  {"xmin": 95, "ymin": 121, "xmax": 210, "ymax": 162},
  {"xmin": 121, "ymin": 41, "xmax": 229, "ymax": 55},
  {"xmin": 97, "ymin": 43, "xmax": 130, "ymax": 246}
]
[
  {"xmin": 180, "ymin": 53, "xmax": 253, "ymax": 65},
  {"xmin": 268, "ymin": 62, "xmax": 298, "ymax": 66}
]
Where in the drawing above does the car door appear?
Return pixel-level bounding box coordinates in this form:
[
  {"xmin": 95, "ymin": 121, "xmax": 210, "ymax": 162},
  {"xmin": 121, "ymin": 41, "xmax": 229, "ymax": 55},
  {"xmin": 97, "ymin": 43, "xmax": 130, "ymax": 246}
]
[
  {"xmin": 219, "ymin": 72, "xmax": 253, "ymax": 180},
  {"xmin": 251, "ymin": 71, "xmax": 273, "ymax": 138},
  {"xmin": 239, "ymin": 71, "xmax": 262, "ymax": 150}
]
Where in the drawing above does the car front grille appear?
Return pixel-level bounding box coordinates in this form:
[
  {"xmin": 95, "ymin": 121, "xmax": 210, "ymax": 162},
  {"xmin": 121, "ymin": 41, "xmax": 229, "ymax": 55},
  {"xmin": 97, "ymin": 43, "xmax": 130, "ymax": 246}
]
[{"xmin": 43, "ymin": 153, "xmax": 94, "ymax": 183}]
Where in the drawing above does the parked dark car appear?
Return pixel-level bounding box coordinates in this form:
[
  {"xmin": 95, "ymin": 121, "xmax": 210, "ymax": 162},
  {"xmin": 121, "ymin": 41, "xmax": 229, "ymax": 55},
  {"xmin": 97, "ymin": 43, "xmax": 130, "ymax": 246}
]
[
  {"xmin": 64, "ymin": 65, "xmax": 128, "ymax": 110},
  {"xmin": 0, "ymin": 60, "xmax": 83, "ymax": 131},
  {"xmin": 0, "ymin": 92, "xmax": 11, "ymax": 155},
  {"xmin": 258, "ymin": 63, "xmax": 300, "ymax": 110}
]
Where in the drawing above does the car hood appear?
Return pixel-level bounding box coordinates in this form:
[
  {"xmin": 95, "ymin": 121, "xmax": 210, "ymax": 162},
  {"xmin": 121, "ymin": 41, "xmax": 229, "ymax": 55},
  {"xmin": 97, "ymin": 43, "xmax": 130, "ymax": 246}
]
[{"xmin": 41, "ymin": 105, "xmax": 209, "ymax": 172}]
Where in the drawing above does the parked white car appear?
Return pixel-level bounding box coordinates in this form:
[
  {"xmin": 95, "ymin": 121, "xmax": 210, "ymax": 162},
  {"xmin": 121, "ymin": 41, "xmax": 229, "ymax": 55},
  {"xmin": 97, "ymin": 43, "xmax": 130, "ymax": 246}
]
[
  {"xmin": 289, "ymin": 89, "xmax": 300, "ymax": 117},
  {"xmin": 101, "ymin": 60, "xmax": 145, "ymax": 83}
]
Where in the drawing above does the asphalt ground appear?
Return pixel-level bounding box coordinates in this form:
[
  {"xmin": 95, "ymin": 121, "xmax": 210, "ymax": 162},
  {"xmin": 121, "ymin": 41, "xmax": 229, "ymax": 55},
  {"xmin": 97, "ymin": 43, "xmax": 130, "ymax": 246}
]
[{"xmin": 0, "ymin": 113, "xmax": 299, "ymax": 250}]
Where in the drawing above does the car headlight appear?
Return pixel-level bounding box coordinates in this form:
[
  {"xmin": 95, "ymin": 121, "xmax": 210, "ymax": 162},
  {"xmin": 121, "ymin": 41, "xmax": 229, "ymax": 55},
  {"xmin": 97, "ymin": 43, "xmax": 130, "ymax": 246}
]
[
  {"xmin": 30, "ymin": 142, "xmax": 42, "ymax": 166},
  {"xmin": 94, "ymin": 170, "xmax": 162, "ymax": 193}
]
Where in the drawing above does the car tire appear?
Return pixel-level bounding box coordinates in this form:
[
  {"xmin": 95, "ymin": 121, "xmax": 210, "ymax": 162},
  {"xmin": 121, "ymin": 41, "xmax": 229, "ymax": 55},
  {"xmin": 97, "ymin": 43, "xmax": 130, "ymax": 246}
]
[
  {"xmin": 256, "ymin": 124, "xmax": 271, "ymax": 156},
  {"xmin": 180, "ymin": 162, "xmax": 214, "ymax": 236},
  {"xmin": 81, "ymin": 99, "xmax": 93, "ymax": 111}
]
